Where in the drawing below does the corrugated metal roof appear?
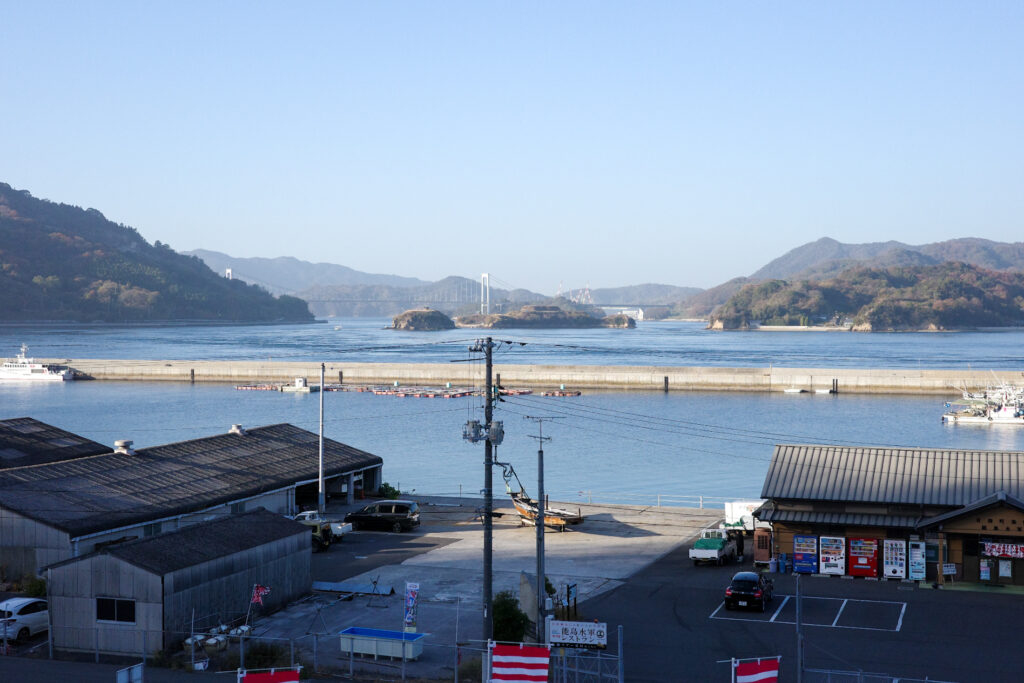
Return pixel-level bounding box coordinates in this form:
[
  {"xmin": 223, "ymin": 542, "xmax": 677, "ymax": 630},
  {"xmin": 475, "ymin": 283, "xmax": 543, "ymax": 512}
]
[
  {"xmin": 756, "ymin": 508, "xmax": 920, "ymax": 529},
  {"xmin": 0, "ymin": 418, "xmax": 110, "ymax": 469},
  {"xmin": 0, "ymin": 423, "xmax": 382, "ymax": 537},
  {"xmin": 47, "ymin": 508, "xmax": 307, "ymax": 575},
  {"xmin": 761, "ymin": 444, "xmax": 1024, "ymax": 506}
]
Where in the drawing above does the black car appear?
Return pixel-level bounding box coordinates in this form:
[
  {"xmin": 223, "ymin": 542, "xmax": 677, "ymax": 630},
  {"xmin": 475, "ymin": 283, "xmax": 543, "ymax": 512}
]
[
  {"xmin": 344, "ymin": 500, "xmax": 421, "ymax": 532},
  {"xmin": 724, "ymin": 571, "xmax": 774, "ymax": 612}
]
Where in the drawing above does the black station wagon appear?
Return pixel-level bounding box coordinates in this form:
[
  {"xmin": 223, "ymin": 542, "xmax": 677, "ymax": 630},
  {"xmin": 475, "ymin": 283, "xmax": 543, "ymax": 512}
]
[
  {"xmin": 724, "ymin": 571, "xmax": 774, "ymax": 612},
  {"xmin": 344, "ymin": 500, "xmax": 421, "ymax": 532}
]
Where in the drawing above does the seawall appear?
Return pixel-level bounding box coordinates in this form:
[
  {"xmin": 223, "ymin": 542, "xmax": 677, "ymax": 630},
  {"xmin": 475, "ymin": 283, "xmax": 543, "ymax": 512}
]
[{"xmin": 57, "ymin": 359, "xmax": 1024, "ymax": 395}]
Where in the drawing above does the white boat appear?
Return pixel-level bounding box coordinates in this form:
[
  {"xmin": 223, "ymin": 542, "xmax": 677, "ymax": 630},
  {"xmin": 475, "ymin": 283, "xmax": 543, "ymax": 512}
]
[
  {"xmin": 942, "ymin": 383, "xmax": 1024, "ymax": 425},
  {"xmin": 0, "ymin": 345, "xmax": 73, "ymax": 381}
]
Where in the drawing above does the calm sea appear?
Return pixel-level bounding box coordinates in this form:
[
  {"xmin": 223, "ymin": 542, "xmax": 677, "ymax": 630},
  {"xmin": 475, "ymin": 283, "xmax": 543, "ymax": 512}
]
[{"xmin": 2, "ymin": 319, "xmax": 1023, "ymax": 504}]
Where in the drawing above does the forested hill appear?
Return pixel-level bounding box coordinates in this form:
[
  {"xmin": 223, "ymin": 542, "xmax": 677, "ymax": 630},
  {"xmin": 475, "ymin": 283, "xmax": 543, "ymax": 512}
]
[
  {"xmin": 709, "ymin": 262, "xmax": 1024, "ymax": 331},
  {"xmin": 0, "ymin": 183, "xmax": 312, "ymax": 323}
]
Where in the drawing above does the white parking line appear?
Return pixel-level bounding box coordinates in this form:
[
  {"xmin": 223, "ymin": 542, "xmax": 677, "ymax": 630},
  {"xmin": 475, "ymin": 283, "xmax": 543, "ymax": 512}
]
[
  {"xmin": 831, "ymin": 599, "xmax": 848, "ymax": 627},
  {"xmin": 709, "ymin": 594, "xmax": 907, "ymax": 633},
  {"xmin": 769, "ymin": 596, "xmax": 790, "ymax": 623}
]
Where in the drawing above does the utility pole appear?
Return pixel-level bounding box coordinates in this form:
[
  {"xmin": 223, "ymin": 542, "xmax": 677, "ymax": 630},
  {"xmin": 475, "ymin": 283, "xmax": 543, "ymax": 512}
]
[
  {"xmin": 526, "ymin": 416, "xmax": 557, "ymax": 641},
  {"xmin": 462, "ymin": 338, "xmax": 502, "ymax": 642},
  {"xmin": 318, "ymin": 362, "xmax": 325, "ymax": 514}
]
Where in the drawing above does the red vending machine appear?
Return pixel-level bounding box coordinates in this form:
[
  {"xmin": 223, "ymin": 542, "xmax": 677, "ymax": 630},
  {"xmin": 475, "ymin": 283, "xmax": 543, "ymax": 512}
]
[{"xmin": 848, "ymin": 538, "xmax": 879, "ymax": 577}]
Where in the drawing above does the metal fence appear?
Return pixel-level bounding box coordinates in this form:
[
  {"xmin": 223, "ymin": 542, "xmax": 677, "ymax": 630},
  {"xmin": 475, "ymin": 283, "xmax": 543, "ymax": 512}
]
[{"xmin": 805, "ymin": 668, "xmax": 958, "ymax": 683}]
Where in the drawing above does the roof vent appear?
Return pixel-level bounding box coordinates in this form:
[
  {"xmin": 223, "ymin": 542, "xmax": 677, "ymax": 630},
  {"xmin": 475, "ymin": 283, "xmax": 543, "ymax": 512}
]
[
  {"xmin": 229, "ymin": 424, "xmax": 246, "ymax": 435},
  {"xmin": 114, "ymin": 439, "xmax": 136, "ymax": 455}
]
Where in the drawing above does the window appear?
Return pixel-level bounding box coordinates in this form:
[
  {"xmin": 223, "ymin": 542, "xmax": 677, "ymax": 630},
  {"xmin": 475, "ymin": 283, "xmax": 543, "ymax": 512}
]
[
  {"xmin": 143, "ymin": 523, "xmax": 161, "ymax": 537},
  {"xmin": 96, "ymin": 598, "xmax": 135, "ymax": 623},
  {"xmin": 231, "ymin": 502, "xmax": 246, "ymax": 514}
]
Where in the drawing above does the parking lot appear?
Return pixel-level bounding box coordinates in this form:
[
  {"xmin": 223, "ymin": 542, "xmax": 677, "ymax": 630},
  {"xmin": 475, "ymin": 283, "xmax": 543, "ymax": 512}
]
[{"xmin": 710, "ymin": 594, "xmax": 907, "ymax": 632}]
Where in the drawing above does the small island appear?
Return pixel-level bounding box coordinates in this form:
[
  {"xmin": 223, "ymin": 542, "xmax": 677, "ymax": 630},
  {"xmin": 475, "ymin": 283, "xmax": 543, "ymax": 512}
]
[
  {"xmin": 456, "ymin": 304, "xmax": 635, "ymax": 329},
  {"xmin": 392, "ymin": 308, "xmax": 456, "ymax": 331}
]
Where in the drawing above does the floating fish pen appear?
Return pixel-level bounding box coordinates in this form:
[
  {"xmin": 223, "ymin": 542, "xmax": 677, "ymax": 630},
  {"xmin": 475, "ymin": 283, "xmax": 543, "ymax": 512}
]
[
  {"xmin": 235, "ymin": 384, "xmax": 280, "ymax": 391},
  {"xmin": 542, "ymin": 389, "xmax": 582, "ymax": 397}
]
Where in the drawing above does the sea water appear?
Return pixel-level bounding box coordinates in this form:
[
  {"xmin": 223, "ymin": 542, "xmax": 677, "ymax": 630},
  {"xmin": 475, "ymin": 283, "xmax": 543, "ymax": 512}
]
[{"xmin": 1, "ymin": 320, "xmax": 1023, "ymax": 503}]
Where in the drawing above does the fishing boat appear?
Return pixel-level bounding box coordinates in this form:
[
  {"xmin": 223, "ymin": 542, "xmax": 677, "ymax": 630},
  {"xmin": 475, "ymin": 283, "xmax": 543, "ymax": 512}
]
[
  {"xmin": 496, "ymin": 460, "xmax": 584, "ymax": 531},
  {"xmin": 0, "ymin": 344, "xmax": 73, "ymax": 381},
  {"xmin": 942, "ymin": 382, "xmax": 1024, "ymax": 425},
  {"xmin": 509, "ymin": 490, "xmax": 584, "ymax": 531}
]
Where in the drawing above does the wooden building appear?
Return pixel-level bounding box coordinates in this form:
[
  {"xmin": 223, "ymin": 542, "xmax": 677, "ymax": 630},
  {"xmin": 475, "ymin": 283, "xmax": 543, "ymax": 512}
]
[
  {"xmin": 757, "ymin": 444, "xmax": 1024, "ymax": 584},
  {"xmin": 0, "ymin": 420, "xmax": 383, "ymax": 576},
  {"xmin": 46, "ymin": 508, "xmax": 309, "ymax": 655}
]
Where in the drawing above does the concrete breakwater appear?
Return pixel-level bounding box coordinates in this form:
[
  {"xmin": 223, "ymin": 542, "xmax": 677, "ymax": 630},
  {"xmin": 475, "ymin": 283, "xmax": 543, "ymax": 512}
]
[{"xmin": 57, "ymin": 358, "xmax": 1024, "ymax": 395}]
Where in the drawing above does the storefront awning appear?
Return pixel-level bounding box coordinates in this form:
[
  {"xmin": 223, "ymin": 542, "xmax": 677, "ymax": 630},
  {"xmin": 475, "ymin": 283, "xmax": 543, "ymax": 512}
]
[{"xmin": 756, "ymin": 508, "xmax": 920, "ymax": 529}]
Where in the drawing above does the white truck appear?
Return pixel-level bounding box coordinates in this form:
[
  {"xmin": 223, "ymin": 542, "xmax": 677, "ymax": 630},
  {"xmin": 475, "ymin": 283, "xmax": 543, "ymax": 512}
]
[
  {"xmin": 689, "ymin": 526, "xmax": 738, "ymax": 566},
  {"xmin": 291, "ymin": 511, "xmax": 352, "ymax": 551},
  {"xmin": 723, "ymin": 500, "xmax": 768, "ymax": 532}
]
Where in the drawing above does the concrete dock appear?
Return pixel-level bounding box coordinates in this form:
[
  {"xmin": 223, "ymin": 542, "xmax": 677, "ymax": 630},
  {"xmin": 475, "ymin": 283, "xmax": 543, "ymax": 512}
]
[{"xmin": 57, "ymin": 358, "xmax": 1024, "ymax": 395}]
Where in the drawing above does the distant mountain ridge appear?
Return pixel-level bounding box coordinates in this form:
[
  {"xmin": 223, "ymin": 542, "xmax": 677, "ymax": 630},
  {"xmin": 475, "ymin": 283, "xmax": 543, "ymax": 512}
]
[
  {"xmin": 753, "ymin": 237, "xmax": 1024, "ymax": 281},
  {"xmin": 710, "ymin": 262, "xmax": 1024, "ymax": 331},
  {"xmin": 0, "ymin": 183, "xmax": 311, "ymax": 323},
  {"xmin": 186, "ymin": 249, "xmax": 429, "ymax": 294}
]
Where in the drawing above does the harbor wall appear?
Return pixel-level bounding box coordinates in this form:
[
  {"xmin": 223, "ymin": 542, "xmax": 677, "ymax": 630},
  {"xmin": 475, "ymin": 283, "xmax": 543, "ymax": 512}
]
[{"xmin": 56, "ymin": 358, "xmax": 1024, "ymax": 395}]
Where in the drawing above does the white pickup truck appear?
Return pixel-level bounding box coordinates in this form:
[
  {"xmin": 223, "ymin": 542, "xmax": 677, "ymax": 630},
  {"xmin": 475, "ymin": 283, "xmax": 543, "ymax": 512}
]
[
  {"xmin": 689, "ymin": 526, "xmax": 738, "ymax": 566},
  {"xmin": 291, "ymin": 511, "xmax": 352, "ymax": 551}
]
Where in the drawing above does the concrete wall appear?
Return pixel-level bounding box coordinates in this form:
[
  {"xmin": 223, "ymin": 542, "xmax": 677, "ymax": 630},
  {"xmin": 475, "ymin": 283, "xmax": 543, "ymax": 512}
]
[
  {"xmin": 0, "ymin": 507, "xmax": 71, "ymax": 577},
  {"xmin": 61, "ymin": 358, "xmax": 1024, "ymax": 395},
  {"xmin": 48, "ymin": 554, "xmax": 163, "ymax": 656}
]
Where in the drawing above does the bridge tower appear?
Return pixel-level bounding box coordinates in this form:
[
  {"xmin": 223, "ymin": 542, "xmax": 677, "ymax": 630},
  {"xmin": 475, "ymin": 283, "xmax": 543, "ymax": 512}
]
[{"xmin": 480, "ymin": 273, "xmax": 490, "ymax": 315}]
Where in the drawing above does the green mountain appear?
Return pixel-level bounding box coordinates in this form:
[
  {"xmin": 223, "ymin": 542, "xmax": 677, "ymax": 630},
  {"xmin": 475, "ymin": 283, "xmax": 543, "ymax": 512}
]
[
  {"xmin": 0, "ymin": 183, "xmax": 312, "ymax": 323},
  {"xmin": 710, "ymin": 262, "xmax": 1024, "ymax": 331}
]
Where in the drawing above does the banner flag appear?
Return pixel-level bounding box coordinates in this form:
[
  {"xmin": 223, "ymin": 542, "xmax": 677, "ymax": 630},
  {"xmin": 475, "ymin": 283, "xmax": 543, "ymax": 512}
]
[{"xmin": 490, "ymin": 643, "xmax": 550, "ymax": 683}]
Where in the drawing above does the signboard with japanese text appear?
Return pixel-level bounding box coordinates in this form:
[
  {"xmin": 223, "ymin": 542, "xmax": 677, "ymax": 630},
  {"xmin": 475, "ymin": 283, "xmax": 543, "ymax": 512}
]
[
  {"xmin": 983, "ymin": 542, "xmax": 1024, "ymax": 559},
  {"xmin": 819, "ymin": 536, "xmax": 846, "ymax": 575},
  {"xmin": 980, "ymin": 559, "xmax": 992, "ymax": 581},
  {"xmin": 548, "ymin": 620, "xmax": 607, "ymax": 649},
  {"xmin": 908, "ymin": 541, "xmax": 926, "ymax": 580},
  {"xmin": 999, "ymin": 559, "xmax": 1012, "ymax": 578},
  {"xmin": 942, "ymin": 563, "xmax": 957, "ymax": 576},
  {"xmin": 883, "ymin": 539, "xmax": 906, "ymax": 579}
]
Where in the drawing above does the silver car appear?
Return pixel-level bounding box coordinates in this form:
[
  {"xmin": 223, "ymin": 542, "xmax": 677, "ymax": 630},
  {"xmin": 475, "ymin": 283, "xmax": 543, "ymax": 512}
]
[{"xmin": 1, "ymin": 597, "xmax": 49, "ymax": 642}]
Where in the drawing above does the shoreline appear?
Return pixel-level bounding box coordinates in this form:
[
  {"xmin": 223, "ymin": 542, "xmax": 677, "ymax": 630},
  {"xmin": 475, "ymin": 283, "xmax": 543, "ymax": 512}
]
[{"xmin": 49, "ymin": 358, "xmax": 1024, "ymax": 395}]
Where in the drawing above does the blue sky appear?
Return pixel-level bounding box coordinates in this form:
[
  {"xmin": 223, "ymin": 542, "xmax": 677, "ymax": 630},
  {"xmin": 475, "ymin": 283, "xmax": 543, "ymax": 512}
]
[{"xmin": 2, "ymin": 2, "xmax": 1022, "ymax": 293}]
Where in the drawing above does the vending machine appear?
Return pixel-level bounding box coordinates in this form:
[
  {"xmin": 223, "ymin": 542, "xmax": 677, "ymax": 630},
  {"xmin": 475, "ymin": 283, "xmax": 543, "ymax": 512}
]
[
  {"xmin": 848, "ymin": 538, "xmax": 879, "ymax": 577},
  {"xmin": 819, "ymin": 536, "xmax": 846, "ymax": 575},
  {"xmin": 883, "ymin": 539, "xmax": 907, "ymax": 579},
  {"xmin": 908, "ymin": 540, "xmax": 927, "ymax": 580},
  {"xmin": 793, "ymin": 535, "xmax": 818, "ymax": 573}
]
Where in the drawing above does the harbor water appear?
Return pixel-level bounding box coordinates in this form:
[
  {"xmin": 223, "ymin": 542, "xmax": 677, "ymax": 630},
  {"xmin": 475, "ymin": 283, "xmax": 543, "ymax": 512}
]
[{"xmin": 2, "ymin": 320, "xmax": 1023, "ymax": 504}]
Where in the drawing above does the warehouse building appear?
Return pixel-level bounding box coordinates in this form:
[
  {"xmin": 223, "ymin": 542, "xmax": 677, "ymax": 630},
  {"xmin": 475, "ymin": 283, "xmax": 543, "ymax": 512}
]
[
  {"xmin": 0, "ymin": 421, "xmax": 383, "ymax": 576},
  {"xmin": 47, "ymin": 508, "xmax": 309, "ymax": 655},
  {"xmin": 757, "ymin": 444, "xmax": 1024, "ymax": 585}
]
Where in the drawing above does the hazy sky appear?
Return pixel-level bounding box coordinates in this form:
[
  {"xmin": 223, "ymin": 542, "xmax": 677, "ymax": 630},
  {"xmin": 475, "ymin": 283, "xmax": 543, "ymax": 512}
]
[{"xmin": 3, "ymin": 2, "xmax": 1022, "ymax": 294}]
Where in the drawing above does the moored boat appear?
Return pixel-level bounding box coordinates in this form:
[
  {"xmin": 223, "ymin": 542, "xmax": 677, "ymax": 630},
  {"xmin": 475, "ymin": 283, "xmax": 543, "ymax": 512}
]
[
  {"xmin": 942, "ymin": 383, "xmax": 1024, "ymax": 424},
  {"xmin": 0, "ymin": 344, "xmax": 73, "ymax": 382}
]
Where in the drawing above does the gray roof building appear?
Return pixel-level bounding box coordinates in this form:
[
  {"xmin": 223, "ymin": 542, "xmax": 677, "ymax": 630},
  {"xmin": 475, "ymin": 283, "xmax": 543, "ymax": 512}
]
[
  {"xmin": 760, "ymin": 444, "xmax": 1024, "ymax": 507},
  {"xmin": 0, "ymin": 422, "xmax": 383, "ymax": 575},
  {"xmin": 0, "ymin": 422, "xmax": 382, "ymax": 536},
  {"xmin": 47, "ymin": 508, "xmax": 311, "ymax": 656},
  {"xmin": 0, "ymin": 417, "xmax": 110, "ymax": 469}
]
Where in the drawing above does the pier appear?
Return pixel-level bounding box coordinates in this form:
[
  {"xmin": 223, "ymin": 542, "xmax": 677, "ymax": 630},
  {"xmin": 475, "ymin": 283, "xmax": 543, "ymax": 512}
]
[{"xmin": 53, "ymin": 358, "xmax": 1024, "ymax": 395}]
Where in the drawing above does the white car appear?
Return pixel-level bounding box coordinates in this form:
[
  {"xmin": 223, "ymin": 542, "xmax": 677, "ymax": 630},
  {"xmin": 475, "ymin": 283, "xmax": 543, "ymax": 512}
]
[{"xmin": 1, "ymin": 597, "xmax": 49, "ymax": 642}]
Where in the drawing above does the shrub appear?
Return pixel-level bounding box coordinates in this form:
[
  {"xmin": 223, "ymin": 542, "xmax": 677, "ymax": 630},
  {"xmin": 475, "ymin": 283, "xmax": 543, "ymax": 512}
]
[
  {"xmin": 23, "ymin": 575, "xmax": 46, "ymax": 597},
  {"xmin": 493, "ymin": 590, "xmax": 530, "ymax": 643},
  {"xmin": 378, "ymin": 482, "xmax": 401, "ymax": 499}
]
